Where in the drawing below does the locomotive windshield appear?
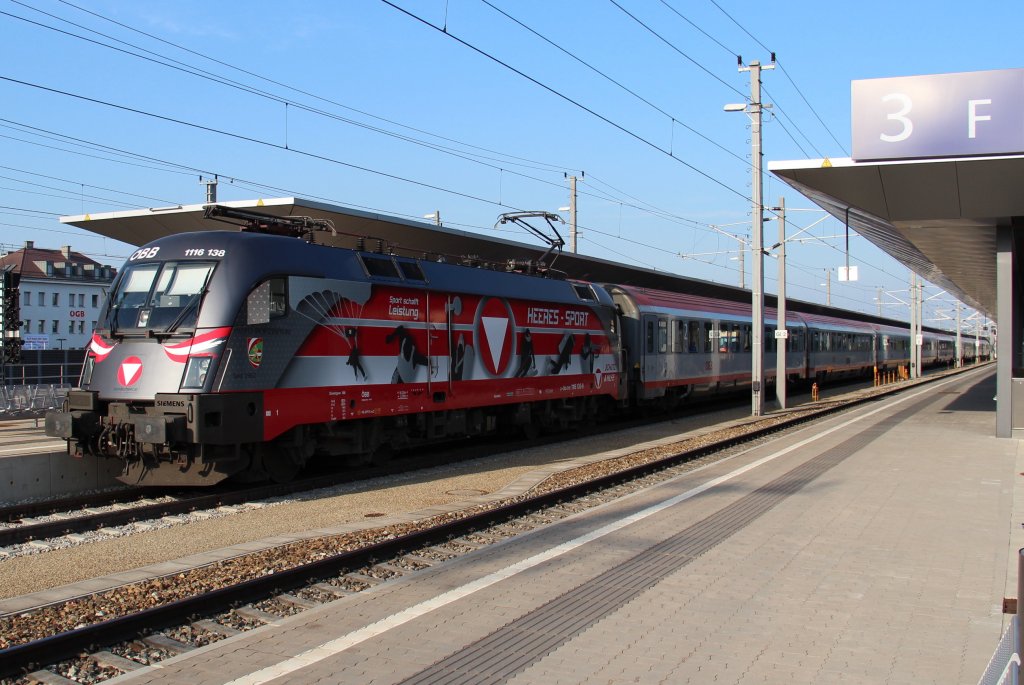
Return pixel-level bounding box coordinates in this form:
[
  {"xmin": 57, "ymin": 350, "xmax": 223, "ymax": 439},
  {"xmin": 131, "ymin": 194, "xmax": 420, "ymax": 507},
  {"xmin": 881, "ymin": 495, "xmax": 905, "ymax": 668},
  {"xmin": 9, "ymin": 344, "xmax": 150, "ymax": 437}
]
[{"xmin": 105, "ymin": 261, "xmax": 216, "ymax": 335}]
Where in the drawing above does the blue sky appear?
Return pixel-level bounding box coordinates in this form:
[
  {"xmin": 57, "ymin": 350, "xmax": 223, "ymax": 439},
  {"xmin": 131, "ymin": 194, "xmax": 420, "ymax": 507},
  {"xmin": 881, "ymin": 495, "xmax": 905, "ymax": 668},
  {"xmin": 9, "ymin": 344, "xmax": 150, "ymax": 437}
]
[{"xmin": 1, "ymin": 0, "xmax": 1017, "ymax": 328}]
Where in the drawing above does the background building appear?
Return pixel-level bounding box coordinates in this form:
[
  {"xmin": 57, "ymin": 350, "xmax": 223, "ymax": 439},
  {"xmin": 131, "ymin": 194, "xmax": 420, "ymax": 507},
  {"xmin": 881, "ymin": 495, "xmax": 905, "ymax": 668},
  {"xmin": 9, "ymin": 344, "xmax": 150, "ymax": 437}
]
[{"xmin": 0, "ymin": 241, "xmax": 116, "ymax": 351}]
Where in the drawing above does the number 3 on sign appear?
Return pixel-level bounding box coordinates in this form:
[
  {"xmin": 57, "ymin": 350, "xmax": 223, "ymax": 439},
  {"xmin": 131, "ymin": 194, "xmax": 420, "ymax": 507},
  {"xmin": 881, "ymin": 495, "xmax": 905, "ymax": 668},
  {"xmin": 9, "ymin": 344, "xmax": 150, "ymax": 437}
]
[{"xmin": 880, "ymin": 93, "xmax": 913, "ymax": 143}]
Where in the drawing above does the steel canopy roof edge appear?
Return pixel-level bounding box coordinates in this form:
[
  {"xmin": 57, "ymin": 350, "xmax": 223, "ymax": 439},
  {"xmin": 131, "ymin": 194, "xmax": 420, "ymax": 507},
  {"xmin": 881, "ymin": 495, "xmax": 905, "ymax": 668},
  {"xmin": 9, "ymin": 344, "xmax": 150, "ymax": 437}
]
[
  {"xmin": 769, "ymin": 154, "xmax": 1024, "ymax": 318},
  {"xmin": 60, "ymin": 196, "xmax": 944, "ymax": 333}
]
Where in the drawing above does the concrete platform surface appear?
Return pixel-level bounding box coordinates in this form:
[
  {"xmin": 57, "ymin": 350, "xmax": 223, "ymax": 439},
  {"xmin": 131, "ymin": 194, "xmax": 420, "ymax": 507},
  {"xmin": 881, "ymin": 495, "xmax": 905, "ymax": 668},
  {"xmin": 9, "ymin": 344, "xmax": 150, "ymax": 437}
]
[
  {"xmin": 103, "ymin": 366, "xmax": 1015, "ymax": 684},
  {"xmin": 0, "ymin": 418, "xmax": 123, "ymax": 501}
]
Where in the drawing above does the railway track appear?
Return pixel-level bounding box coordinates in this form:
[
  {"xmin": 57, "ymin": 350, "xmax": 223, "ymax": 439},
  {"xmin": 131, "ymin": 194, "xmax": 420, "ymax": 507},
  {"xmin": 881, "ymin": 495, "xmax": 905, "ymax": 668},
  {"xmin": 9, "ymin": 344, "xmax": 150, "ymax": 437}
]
[
  {"xmin": 0, "ymin": 427, "xmax": 636, "ymax": 550},
  {"xmin": 0, "ymin": 384, "xmax": 795, "ymax": 549},
  {"xmin": 0, "ymin": 367, "xmax": 980, "ymax": 683}
]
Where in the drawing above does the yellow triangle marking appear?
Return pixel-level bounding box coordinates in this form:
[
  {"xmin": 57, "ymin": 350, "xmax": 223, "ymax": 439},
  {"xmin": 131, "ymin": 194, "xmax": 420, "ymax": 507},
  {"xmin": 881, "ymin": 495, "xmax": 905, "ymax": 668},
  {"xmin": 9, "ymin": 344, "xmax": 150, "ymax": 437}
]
[
  {"xmin": 84, "ymin": 214, "xmax": 91, "ymax": 221},
  {"xmin": 821, "ymin": 158, "xmax": 833, "ymax": 168},
  {"xmin": 256, "ymin": 198, "xmax": 265, "ymax": 206}
]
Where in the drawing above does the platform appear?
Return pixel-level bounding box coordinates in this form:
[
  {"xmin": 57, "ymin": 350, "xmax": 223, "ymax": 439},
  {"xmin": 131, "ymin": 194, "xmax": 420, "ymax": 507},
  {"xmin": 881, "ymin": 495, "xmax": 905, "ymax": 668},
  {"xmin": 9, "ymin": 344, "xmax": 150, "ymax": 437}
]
[
  {"xmin": 0, "ymin": 419, "xmax": 122, "ymax": 502},
  {"xmin": 91, "ymin": 366, "xmax": 1018, "ymax": 683}
]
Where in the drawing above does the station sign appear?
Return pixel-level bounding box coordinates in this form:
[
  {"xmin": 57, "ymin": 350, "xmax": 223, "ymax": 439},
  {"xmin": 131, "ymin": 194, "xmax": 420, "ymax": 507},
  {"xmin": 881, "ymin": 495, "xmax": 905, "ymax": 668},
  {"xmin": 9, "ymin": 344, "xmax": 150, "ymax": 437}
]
[{"xmin": 852, "ymin": 68, "xmax": 1024, "ymax": 161}]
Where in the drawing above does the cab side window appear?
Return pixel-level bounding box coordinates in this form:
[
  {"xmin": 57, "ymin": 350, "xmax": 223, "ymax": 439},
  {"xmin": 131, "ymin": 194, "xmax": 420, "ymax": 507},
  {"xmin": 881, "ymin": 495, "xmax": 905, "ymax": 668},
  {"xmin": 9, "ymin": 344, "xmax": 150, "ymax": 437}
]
[{"xmin": 247, "ymin": 277, "xmax": 287, "ymax": 325}]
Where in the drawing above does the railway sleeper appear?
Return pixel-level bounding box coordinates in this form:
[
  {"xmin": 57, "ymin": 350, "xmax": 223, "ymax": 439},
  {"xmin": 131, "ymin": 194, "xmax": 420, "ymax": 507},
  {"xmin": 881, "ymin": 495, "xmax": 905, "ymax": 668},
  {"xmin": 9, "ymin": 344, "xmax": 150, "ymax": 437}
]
[
  {"xmin": 138, "ymin": 633, "xmax": 192, "ymax": 656},
  {"xmin": 27, "ymin": 671, "xmax": 85, "ymax": 685},
  {"xmin": 275, "ymin": 593, "xmax": 322, "ymax": 611},
  {"xmin": 89, "ymin": 650, "xmax": 143, "ymax": 674},
  {"xmin": 231, "ymin": 605, "xmax": 282, "ymax": 625},
  {"xmin": 191, "ymin": 619, "xmax": 241, "ymax": 638}
]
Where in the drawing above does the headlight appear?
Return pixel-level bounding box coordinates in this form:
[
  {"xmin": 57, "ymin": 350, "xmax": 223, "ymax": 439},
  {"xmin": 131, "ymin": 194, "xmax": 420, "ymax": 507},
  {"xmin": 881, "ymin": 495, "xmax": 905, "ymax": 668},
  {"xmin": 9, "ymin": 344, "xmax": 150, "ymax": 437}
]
[{"xmin": 182, "ymin": 356, "xmax": 212, "ymax": 389}]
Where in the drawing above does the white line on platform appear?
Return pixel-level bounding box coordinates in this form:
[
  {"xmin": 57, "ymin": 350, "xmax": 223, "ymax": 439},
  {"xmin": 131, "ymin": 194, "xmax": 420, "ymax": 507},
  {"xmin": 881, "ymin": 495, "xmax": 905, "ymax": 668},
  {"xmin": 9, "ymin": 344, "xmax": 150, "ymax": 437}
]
[
  {"xmin": 0, "ymin": 444, "xmax": 64, "ymax": 457},
  {"xmin": 181, "ymin": 371, "xmax": 980, "ymax": 685}
]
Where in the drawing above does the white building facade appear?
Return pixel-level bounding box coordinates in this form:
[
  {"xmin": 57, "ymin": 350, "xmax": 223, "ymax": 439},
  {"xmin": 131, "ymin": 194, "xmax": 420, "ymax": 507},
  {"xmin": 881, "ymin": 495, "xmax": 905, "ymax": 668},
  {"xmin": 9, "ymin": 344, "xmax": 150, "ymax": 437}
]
[{"xmin": 0, "ymin": 241, "xmax": 116, "ymax": 350}]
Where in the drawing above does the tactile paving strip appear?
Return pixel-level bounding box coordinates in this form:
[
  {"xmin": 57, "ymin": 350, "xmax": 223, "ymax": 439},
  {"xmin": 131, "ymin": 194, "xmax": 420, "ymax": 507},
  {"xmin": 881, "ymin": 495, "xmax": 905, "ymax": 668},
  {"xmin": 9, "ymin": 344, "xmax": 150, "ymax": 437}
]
[{"xmin": 398, "ymin": 399, "xmax": 926, "ymax": 684}]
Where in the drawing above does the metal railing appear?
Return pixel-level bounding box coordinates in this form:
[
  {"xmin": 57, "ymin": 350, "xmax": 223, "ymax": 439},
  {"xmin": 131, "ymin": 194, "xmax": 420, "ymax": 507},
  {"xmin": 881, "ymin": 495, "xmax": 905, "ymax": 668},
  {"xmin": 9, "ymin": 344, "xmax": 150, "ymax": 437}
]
[
  {"xmin": 0, "ymin": 362, "xmax": 81, "ymax": 387},
  {"xmin": 979, "ymin": 549, "xmax": 1024, "ymax": 685},
  {"xmin": 0, "ymin": 383, "xmax": 70, "ymax": 416}
]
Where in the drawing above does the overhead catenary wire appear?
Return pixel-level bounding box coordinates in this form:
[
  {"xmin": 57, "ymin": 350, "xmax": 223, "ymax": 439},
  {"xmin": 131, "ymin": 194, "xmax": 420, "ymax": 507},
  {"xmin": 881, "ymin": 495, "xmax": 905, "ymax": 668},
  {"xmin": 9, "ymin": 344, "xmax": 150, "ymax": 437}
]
[
  {"xmin": 606, "ymin": 0, "xmax": 745, "ymax": 98},
  {"xmin": 10, "ymin": 0, "xmax": 576, "ymax": 178},
  {"xmin": 2, "ymin": 108, "xmax": 910, "ymax": 301},
  {"xmin": 0, "ymin": 75, "xmax": 528, "ymax": 211},
  {"xmin": 0, "ymin": 164, "xmax": 179, "ymax": 205},
  {"xmin": 378, "ymin": 0, "xmax": 751, "ymax": 205},
  {"xmin": 16, "ymin": 5, "xmax": 768, "ymax": 245},
  {"xmin": 44, "ymin": 0, "xmax": 848, "ymax": 258},
  {"xmin": 1, "ymin": 3, "xmax": 584, "ymax": 194},
  {"xmin": 705, "ymin": 0, "xmax": 849, "ymax": 156},
  {"xmin": 656, "ymin": 0, "xmax": 739, "ymax": 58},
  {"xmin": 476, "ymin": 0, "xmax": 748, "ymax": 167},
  {"xmin": 0, "ymin": 7, "xmax": 913, "ymax": 305},
  {"xmin": 9, "ymin": 0, "xmax": 847, "ymax": 282},
  {"xmin": 0, "ymin": 118, "xmax": 509, "ymax": 234},
  {"xmin": 628, "ymin": 0, "xmax": 823, "ymax": 159}
]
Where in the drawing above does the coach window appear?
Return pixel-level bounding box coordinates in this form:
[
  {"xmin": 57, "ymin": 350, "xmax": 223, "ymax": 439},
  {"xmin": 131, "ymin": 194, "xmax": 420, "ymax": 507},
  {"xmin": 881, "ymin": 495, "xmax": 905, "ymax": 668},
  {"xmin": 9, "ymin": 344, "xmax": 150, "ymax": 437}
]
[
  {"xmin": 742, "ymin": 325, "xmax": 751, "ymax": 352},
  {"xmin": 658, "ymin": 319, "xmax": 668, "ymax": 353},
  {"xmin": 687, "ymin": 321, "xmax": 700, "ymax": 352},
  {"xmin": 674, "ymin": 321, "xmax": 685, "ymax": 353},
  {"xmin": 646, "ymin": 320, "xmax": 655, "ymax": 354}
]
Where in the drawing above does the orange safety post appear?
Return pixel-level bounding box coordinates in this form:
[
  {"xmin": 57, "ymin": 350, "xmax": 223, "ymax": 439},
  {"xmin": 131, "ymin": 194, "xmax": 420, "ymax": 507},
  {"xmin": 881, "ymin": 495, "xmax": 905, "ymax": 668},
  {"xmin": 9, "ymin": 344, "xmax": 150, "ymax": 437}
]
[{"xmin": 811, "ymin": 382, "xmax": 819, "ymax": 402}]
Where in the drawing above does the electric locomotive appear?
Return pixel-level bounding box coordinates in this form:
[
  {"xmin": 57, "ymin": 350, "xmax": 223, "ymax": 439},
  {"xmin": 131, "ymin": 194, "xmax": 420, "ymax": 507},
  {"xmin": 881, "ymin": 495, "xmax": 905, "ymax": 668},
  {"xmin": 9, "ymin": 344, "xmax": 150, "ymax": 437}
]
[{"xmin": 46, "ymin": 210, "xmax": 622, "ymax": 486}]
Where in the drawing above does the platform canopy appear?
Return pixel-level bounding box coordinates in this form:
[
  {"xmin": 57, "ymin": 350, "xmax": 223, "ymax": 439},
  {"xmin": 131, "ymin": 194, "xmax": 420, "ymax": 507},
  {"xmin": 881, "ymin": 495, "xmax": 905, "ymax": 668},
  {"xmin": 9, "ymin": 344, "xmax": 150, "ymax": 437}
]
[
  {"xmin": 60, "ymin": 196, "xmax": 927, "ymax": 327},
  {"xmin": 61, "ymin": 197, "xmax": 766, "ymax": 304},
  {"xmin": 770, "ymin": 68, "xmax": 1024, "ymax": 320},
  {"xmin": 770, "ymin": 154, "xmax": 1024, "ymax": 319}
]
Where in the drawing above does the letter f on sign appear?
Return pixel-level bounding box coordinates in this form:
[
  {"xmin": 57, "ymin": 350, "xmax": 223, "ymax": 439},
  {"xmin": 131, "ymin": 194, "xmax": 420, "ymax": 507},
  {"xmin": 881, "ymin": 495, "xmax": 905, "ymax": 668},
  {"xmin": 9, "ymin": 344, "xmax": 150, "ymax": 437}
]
[{"xmin": 968, "ymin": 99, "xmax": 992, "ymax": 139}]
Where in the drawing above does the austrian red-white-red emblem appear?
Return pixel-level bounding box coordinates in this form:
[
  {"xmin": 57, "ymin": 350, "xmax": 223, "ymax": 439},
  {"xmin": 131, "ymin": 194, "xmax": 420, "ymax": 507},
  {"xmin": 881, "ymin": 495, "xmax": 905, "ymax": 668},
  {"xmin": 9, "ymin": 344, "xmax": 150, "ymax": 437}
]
[{"xmin": 117, "ymin": 356, "xmax": 143, "ymax": 387}]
